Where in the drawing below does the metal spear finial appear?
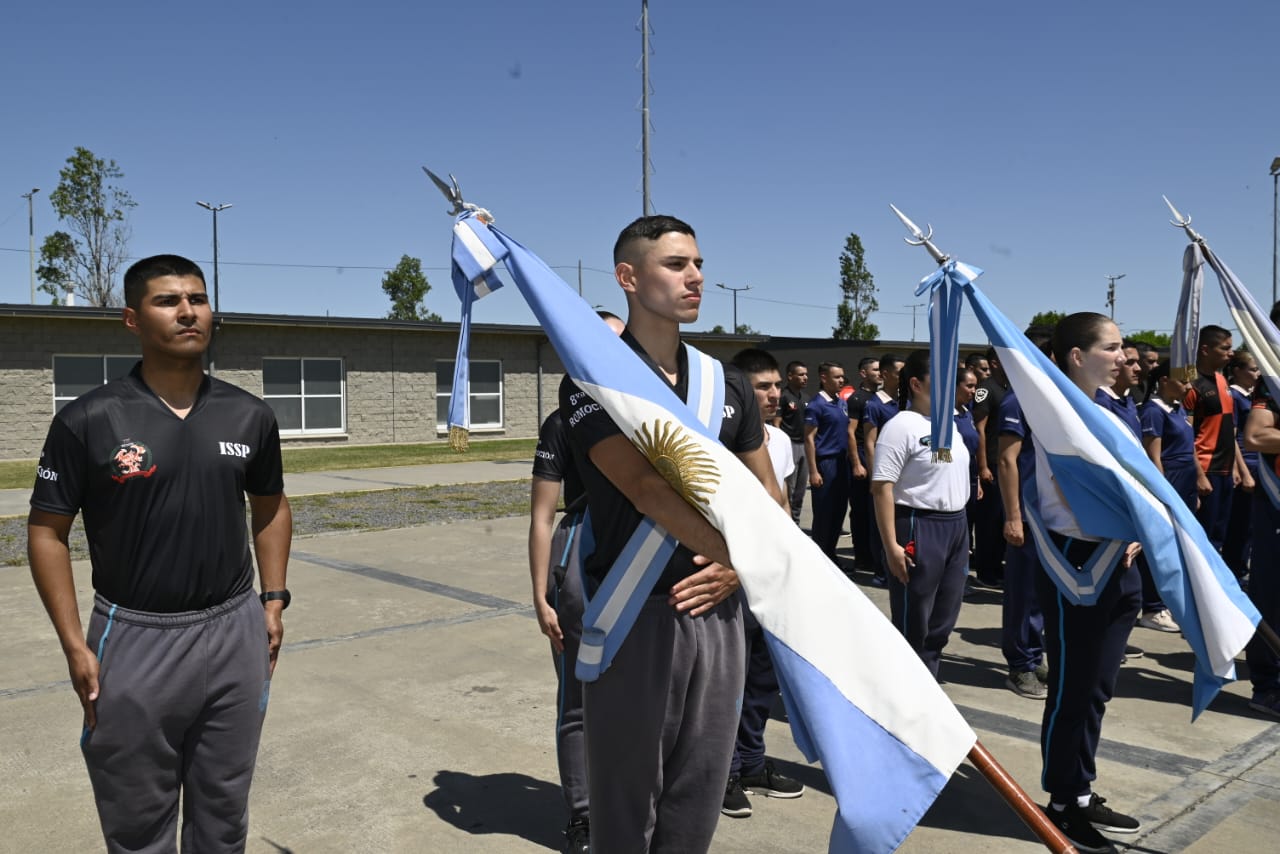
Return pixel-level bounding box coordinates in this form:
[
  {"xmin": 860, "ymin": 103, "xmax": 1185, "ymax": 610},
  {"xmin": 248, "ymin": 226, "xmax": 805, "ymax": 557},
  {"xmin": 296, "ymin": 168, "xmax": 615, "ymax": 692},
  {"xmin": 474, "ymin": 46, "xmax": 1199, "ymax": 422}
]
[
  {"xmin": 423, "ymin": 167, "xmax": 493, "ymax": 223},
  {"xmin": 889, "ymin": 204, "xmax": 950, "ymax": 265},
  {"xmin": 1163, "ymin": 195, "xmax": 1203, "ymax": 244}
]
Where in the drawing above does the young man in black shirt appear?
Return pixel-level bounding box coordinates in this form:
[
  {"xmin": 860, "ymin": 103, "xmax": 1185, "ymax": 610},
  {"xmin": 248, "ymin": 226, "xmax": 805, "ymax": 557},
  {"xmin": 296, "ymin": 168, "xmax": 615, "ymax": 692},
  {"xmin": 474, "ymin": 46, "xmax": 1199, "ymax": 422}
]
[
  {"xmin": 778, "ymin": 360, "xmax": 809, "ymax": 522},
  {"xmin": 28, "ymin": 254, "xmax": 292, "ymax": 853},
  {"xmin": 559, "ymin": 215, "xmax": 782, "ymax": 852}
]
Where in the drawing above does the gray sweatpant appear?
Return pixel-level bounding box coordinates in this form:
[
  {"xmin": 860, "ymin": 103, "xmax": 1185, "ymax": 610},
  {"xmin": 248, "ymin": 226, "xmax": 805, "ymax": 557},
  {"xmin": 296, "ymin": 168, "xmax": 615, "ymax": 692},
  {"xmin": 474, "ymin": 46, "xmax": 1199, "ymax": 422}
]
[
  {"xmin": 548, "ymin": 512, "xmax": 588, "ymax": 822},
  {"xmin": 583, "ymin": 593, "xmax": 745, "ymax": 854},
  {"xmin": 81, "ymin": 589, "xmax": 271, "ymax": 854}
]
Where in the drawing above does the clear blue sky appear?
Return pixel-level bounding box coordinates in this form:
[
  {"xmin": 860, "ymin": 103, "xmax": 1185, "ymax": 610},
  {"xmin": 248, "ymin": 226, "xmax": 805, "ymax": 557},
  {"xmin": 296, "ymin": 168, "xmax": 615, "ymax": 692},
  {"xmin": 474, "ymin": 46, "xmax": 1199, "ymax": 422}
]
[{"xmin": 2, "ymin": 1, "xmax": 1278, "ymax": 344}]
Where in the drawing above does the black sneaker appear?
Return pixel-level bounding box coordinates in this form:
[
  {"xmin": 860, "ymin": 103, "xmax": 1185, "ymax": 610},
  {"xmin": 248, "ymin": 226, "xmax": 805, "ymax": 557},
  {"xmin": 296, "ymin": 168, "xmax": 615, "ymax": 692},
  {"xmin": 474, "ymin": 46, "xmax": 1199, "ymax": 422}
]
[
  {"xmin": 1079, "ymin": 794, "xmax": 1140, "ymax": 833},
  {"xmin": 562, "ymin": 818, "xmax": 589, "ymax": 854},
  {"xmin": 1041, "ymin": 804, "xmax": 1116, "ymax": 853},
  {"xmin": 739, "ymin": 759, "xmax": 805, "ymax": 799},
  {"xmin": 1122, "ymin": 644, "xmax": 1144, "ymax": 662},
  {"xmin": 722, "ymin": 776, "xmax": 752, "ymax": 817}
]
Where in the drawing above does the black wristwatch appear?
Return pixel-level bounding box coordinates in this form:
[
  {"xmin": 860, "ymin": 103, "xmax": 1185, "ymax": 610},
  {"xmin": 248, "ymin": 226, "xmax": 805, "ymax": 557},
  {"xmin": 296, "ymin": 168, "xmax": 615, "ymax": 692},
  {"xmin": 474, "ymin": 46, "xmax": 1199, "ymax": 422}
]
[{"xmin": 260, "ymin": 589, "xmax": 291, "ymax": 609}]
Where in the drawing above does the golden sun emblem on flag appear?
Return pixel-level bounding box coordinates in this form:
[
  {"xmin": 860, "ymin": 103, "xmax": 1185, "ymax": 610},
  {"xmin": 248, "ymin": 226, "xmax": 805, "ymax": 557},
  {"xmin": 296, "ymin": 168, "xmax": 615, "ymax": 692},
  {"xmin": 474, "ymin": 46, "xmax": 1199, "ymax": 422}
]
[{"xmin": 632, "ymin": 419, "xmax": 719, "ymax": 511}]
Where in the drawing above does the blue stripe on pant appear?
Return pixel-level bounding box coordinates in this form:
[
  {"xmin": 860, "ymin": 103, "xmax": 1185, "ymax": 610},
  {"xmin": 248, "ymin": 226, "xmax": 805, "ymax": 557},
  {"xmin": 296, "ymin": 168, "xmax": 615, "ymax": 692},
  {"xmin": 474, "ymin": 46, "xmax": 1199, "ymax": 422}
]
[
  {"xmin": 809, "ymin": 454, "xmax": 850, "ymax": 562},
  {"xmin": 1036, "ymin": 537, "xmax": 1140, "ymax": 801},
  {"xmin": 886, "ymin": 506, "xmax": 970, "ymax": 679}
]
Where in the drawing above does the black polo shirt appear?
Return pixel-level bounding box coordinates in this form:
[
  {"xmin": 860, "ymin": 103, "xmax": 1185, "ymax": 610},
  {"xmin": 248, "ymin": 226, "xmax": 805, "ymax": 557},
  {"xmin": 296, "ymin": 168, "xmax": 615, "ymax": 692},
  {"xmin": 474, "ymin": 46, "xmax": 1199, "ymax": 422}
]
[
  {"xmin": 533, "ymin": 410, "xmax": 586, "ymax": 514},
  {"xmin": 30, "ymin": 364, "xmax": 284, "ymax": 612},
  {"xmin": 972, "ymin": 376, "xmax": 1009, "ymax": 466},
  {"xmin": 846, "ymin": 387, "xmax": 876, "ymax": 456},
  {"xmin": 778, "ymin": 386, "xmax": 808, "ymax": 441},
  {"xmin": 559, "ymin": 332, "xmax": 764, "ymax": 594}
]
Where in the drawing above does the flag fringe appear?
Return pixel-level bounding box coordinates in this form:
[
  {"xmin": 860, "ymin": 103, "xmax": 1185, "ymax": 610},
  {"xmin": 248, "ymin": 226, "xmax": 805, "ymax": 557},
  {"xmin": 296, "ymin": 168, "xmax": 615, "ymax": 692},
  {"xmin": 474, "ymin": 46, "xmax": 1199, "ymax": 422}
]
[{"xmin": 448, "ymin": 425, "xmax": 470, "ymax": 452}]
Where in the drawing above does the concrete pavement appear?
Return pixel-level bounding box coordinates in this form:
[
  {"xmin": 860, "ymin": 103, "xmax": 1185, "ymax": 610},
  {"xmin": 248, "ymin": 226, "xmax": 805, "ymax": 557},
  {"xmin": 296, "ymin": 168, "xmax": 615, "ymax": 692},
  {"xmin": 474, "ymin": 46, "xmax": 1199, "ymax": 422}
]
[{"xmin": 2, "ymin": 463, "xmax": 1278, "ymax": 852}]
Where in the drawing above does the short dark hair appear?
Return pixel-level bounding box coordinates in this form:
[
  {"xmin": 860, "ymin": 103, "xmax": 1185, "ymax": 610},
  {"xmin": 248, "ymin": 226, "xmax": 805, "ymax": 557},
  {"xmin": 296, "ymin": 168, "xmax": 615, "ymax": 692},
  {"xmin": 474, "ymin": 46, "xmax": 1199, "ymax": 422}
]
[
  {"xmin": 899, "ymin": 349, "xmax": 930, "ymax": 410},
  {"xmin": 123, "ymin": 254, "xmax": 206, "ymax": 309},
  {"xmin": 596, "ymin": 309, "xmax": 622, "ymax": 323},
  {"xmin": 1147, "ymin": 359, "xmax": 1173, "ymax": 398},
  {"xmin": 1024, "ymin": 324, "xmax": 1054, "ymax": 358},
  {"xmin": 785, "ymin": 360, "xmax": 807, "ymax": 375},
  {"xmin": 732, "ymin": 348, "xmax": 780, "ymax": 376},
  {"xmin": 857, "ymin": 355, "xmax": 880, "ymax": 371},
  {"xmin": 879, "ymin": 353, "xmax": 903, "ymax": 372},
  {"xmin": 1198, "ymin": 325, "xmax": 1231, "ymax": 349},
  {"xmin": 613, "ymin": 215, "xmax": 696, "ymax": 265},
  {"xmin": 818, "ymin": 361, "xmax": 843, "ymax": 376},
  {"xmin": 964, "ymin": 352, "xmax": 987, "ymax": 369},
  {"xmin": 1131, "ymin": 340, "xmax": 1155, "ymax": 356}
]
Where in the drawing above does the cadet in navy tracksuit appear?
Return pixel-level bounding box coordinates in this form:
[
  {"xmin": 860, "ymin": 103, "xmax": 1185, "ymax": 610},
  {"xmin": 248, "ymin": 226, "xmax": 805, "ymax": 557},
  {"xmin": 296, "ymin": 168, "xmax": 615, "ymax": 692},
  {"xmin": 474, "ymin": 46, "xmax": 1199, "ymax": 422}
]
[
  {"xmin": 1242, "ymin": 377, "xmax": 1280, "ymax": 718},
  {"xmin": 1139, "ymin": 362, "xmax": 1199, "ymax": 514},
  {"xmin": 1034, "ymin": 313, "xmax": 1143, "ymax": 853},
  {"xmin": 1224, "ymin": 352, "xmax": 1261, "ymax": 579},
  {"xmin": 872, "ymin": 350, "xmax": 971, "ymax": 679},
  {"xmin": 804, "ymin": 362, "xmax": 852, "ymax": 563}
]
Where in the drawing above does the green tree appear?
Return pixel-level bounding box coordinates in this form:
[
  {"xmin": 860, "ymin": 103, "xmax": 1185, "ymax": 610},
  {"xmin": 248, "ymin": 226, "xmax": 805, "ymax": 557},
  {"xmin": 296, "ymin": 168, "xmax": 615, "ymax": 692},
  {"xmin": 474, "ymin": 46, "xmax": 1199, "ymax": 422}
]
[
  {"xmin": 381, "ymin": 255, "xmax": 441, "ymax": 321},
  {"xmin": 1028, "ymin": 310, "xmax": 1067, "ymax": 329},
  {"xmin": 833, "ymin": 233, "xmax": 879, "ymax": 340},
  {"xmin": 1127, "ymin": 329, "xmax": 1172, "ymax": 348},
  {"xmin": 37, "ymin": 147, "xmax": 136, "ymax": 306}
]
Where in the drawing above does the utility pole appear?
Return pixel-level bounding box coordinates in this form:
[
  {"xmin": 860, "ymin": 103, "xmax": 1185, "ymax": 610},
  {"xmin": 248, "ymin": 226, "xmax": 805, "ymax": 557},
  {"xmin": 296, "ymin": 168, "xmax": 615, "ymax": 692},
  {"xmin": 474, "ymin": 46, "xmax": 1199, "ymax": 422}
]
[
  {"xmin": 1271, "ymin": 157, "xmax": 1280, "ymax": 306},
  {"xmin": 196, "ymin": 201, "xmax": 232, "ymax": 375},
  {"xmin": 640, "ymin": 0, "xmax": 652, "ymax": 216},
  {"xmin": 716, "ymin": 283, "xmax": 750, "ymax": 332},
  {"xmin": 1105, "ymin": 273, "xmax": 1126, "ymax": 320},
  {"xmin": 21, "ymin": 188, "xmax": 39, "ymax": 303},
  {"xmin": 905, "ymin": 302, "xmax": 925, "ymax": 341}
]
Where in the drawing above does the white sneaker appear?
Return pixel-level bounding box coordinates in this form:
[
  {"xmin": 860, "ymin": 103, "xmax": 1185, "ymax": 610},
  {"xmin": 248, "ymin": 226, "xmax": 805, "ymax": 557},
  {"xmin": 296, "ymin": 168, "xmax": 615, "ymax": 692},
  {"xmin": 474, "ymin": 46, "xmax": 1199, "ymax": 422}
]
[{"xmin": 1138, "ymin": 608, "xmax": 1180, "ymax": 633}]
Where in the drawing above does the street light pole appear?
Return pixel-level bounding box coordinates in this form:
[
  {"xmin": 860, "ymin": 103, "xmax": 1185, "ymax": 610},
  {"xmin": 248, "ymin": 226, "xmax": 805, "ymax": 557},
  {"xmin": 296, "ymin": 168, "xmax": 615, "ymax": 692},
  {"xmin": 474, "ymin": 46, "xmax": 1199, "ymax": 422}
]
[
  {"xmin": 196, "ymin": 201, "xmax": 232, "ymax": 312},
  {"xmin": 21, "ymin": 188, "xmax": 39, "ymax": 303},
  {"xmin": 716, "ymin": 282, "xmax": 751, "ymax": 332},
  {"xmin": 1271, "ymin": 157, "xmax": 1280, "ymax": 307}
]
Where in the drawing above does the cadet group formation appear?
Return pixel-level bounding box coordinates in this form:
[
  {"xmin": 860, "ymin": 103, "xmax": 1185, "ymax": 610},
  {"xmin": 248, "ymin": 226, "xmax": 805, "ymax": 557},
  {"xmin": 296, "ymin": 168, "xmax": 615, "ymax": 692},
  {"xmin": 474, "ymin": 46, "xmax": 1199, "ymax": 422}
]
[{"xmin": 21, "ymin": 216, "xmax": 1280, "ymax": 854}]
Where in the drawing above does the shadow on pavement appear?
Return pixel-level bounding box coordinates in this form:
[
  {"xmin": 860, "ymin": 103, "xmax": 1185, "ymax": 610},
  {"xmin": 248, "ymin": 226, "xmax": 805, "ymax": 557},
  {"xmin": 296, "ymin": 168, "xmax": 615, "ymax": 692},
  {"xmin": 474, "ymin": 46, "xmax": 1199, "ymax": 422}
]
[
  {"xmin": 918, "ymin": 763, "xmax": 1040, "ymax": 843},
  {"xmin": 422, "ymin": 769, "xmax": 563, "ymax": 849}
]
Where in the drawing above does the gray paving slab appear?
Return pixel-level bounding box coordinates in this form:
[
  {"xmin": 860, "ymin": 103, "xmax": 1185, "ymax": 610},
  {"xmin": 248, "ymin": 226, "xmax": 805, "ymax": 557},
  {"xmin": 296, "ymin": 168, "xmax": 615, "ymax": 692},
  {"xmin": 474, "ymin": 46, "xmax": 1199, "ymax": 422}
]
[{"xmin": 2, "ymin": 484, "xmax": 1278, "ymax": 852}]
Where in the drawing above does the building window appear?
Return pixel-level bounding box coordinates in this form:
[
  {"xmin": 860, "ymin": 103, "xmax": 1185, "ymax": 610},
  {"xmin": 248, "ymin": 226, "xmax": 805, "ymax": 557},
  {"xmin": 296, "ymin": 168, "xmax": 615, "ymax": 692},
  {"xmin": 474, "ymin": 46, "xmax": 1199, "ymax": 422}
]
[
  {"xmin": 53, "ymin": 355, "xmax": 137, "ymax": 412},
  {"xmin": 263, "ymin": 358, "xmax": 345, "ymax": 434},
  {"xmin": 436, "ymin": 360, "xmax": 503, "ymax": 430}
]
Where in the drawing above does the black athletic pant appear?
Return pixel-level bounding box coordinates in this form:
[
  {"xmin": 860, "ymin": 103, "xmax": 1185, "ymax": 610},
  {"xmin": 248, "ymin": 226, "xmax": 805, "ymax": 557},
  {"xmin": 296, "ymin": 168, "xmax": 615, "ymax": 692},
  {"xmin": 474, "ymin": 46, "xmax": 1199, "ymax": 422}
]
[
  {"xmin": 548, "ymin": 513, "xmax": 588, "ymax": 823},
  {"xmin": 972, "ymin": 474, "xmax": 1005, "ymax": 584},
  {"xmin": 1247, "ymin": 493, "xmax": 1280, "ymax": 696},
  {"xmin": 1036, "ymin": 538, "xmax": 1140, "ymax": 803},
  {"xmin": 730, "ymin": 605, "xmax": 778, "ymax": 777}
]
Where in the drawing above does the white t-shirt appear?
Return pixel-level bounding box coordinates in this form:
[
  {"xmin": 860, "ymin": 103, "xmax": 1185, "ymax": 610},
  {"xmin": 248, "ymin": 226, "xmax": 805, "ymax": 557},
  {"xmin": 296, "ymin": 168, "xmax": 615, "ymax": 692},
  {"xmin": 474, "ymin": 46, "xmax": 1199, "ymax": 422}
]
[
  {"xmin": 871, "ymin": 409, "xmax": 970, "ymax": 511},
  {"xmin": 764, "ymin": 423, "xmax": 796, "ymax": 493}
]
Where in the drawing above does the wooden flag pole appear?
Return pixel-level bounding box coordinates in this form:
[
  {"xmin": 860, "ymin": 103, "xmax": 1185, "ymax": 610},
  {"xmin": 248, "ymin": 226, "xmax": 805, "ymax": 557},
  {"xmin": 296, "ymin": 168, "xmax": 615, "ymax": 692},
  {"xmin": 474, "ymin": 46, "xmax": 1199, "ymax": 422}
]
[{"xmin": 967, "ymin": 741, "xmax": 1078, "ymax": 854}]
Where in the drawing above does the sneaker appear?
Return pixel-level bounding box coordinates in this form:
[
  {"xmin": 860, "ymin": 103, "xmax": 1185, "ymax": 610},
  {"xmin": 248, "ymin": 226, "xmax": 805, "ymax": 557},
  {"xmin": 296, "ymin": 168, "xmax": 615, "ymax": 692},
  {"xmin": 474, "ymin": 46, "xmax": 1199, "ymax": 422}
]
[
  {"xmin": 971, "ymin": 574, "xmax": 1003, "ymax": 590},
  {"xmin": 1034, "ymin": 661, "xmax": 1049, "ymax": 683},
  {"xmin": 1079, "ymin": 793, "xmax": 1140, "ymax": 833},
  {"xmin": 868, "ymin": 574, "xmax": 888, "ymax": 589},
  {"xmin": 739, "ymin": 759, "xmax": 805, "ymax": 799},
  {"xmin": 1248, "ymin": 689, "xmax": 1280, "ymax": 719},
  {"xmin": 722, "ymin": 776, "xmax": 752, "ymax": 817},
  {"xmin": 1041, "ymin": 804, "xmax": 1116, "ymax": 853},
  {"xmin": 1138, "ymin": 609, "xmax": 1180, "ymax": 633},
  {"xmin": 1006, "ymin": 669, "xmax": 1048, "ymax": 699},
  {"xmin": 1122, "ymin": 644, "xmax": 1144, "ymax": 662},
  {"xmin": 562, "ymin": 818, "xmax": 589, "ymax": 854}
]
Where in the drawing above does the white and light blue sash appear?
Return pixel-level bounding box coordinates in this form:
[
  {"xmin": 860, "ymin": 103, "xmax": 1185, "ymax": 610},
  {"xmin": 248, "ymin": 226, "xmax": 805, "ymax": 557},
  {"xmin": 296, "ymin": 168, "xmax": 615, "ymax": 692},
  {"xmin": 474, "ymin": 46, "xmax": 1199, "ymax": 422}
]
[
  {"xmin": 1021, "ymin": 482, "xmax": 1125, "ymax": 606},
  {"xmin": 575, "ymin": 344, "xmax": 724, "ymax": 682}
]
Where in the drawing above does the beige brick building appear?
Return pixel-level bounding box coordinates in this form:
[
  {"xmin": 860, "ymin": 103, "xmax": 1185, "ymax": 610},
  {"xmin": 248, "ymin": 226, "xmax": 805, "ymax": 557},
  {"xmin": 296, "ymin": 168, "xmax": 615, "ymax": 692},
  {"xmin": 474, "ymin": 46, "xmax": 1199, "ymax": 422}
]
[{"xmin": 0, "ymin": 305, "xmax": 770, "ymax": 461}]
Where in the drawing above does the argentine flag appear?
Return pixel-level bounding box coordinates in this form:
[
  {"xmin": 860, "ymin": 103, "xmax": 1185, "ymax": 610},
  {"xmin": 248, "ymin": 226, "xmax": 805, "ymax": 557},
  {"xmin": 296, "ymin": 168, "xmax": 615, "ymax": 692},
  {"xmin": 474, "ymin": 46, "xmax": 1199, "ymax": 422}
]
[
  {"xmin": 447, "ymin": 211, "xmax": 976, "ymax": 853},
  {"xmin": 922, "ymin": 260, "xmax": 1260, "ymax": 718}
]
